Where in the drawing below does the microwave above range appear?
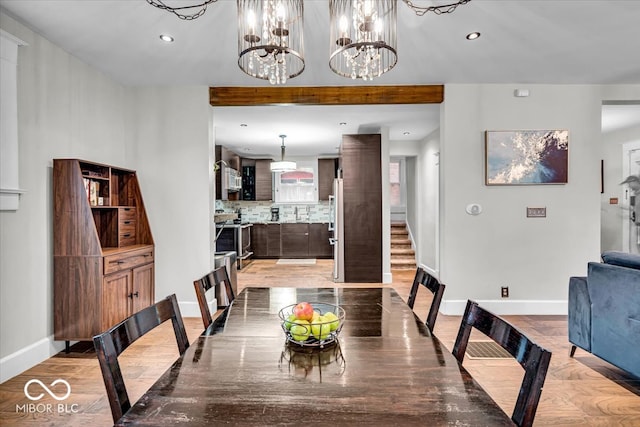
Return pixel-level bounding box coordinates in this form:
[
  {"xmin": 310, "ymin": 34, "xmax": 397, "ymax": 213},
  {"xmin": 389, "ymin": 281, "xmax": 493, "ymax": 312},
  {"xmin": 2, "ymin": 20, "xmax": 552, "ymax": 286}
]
[{"xmin": 225, "ymin": 167, "xmax": 242, "ymax": 192}]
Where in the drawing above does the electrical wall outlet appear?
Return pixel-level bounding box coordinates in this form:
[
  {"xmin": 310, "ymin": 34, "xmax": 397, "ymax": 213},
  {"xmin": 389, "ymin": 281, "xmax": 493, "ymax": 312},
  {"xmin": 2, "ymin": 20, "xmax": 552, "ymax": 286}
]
[{"xmin": 501, "ymin": 286, "xmax": 509, "ymax": 298}]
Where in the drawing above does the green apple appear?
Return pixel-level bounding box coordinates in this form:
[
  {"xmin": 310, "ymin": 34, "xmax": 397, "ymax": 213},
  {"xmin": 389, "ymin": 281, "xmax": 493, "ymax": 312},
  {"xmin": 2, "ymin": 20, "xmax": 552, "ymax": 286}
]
[
  {"xmin": 323, "ymin": 311, "xmax": 340, "ymax": 331},
  {"xmin": 283, "ymin": 313, "xmax": 297, "ymax": 330},
  {"xmin": 290, "ymin": 319, "xmax": 310, "ymax": 342},
  {"xmin": 311, "ymin": 310, "xmax": 321, "ymax": 322},
  {"xmin": 310, "ymin": 315, "xmax": 331, "ymax": 340}
]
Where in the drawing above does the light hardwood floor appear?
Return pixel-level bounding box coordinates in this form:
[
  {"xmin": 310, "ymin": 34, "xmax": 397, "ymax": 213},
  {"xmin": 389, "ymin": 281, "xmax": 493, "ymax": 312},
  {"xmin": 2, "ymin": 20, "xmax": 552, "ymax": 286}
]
[{"xmin": 0, "ymin": 259, "xmax": 638, "ymax": 426}]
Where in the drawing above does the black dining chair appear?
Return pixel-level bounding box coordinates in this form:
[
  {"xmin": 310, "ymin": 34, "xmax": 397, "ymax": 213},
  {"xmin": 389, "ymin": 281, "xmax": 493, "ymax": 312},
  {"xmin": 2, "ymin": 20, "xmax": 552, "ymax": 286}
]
[
  {"xmin": 452, "ymin": 300, "xmax": 552, "ymax": 427},
  {"xmin": 406, "ymin": 266, "xmax": 446, "ymax": 332},
  {"xmin": 93, "ymin": 294, "xmax": 190, "ymax": 424},
  {"xmin": 193, "ymin": 265, "xmax": 235, "ymax": 329}
]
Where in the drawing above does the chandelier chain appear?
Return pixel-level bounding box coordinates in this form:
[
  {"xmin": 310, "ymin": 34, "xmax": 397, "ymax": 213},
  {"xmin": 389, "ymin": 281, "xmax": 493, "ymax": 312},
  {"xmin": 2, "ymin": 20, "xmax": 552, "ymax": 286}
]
[
  {"xmin": 146, "ymin": 0, "xmax": 219, "ymax": 20},
  {"xmin": 402, "ymin": 0, "xmax": 471, "ymax": 17}
]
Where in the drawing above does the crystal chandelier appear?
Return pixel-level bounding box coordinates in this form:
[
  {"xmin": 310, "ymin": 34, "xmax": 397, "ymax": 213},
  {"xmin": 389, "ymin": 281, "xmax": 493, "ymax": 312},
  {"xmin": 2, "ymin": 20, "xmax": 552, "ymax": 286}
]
[
  {"xmin": 237, "ymin": 0, "xmax": 305, "ymax": 85},
  {"xmin": 148, "ymin": 0, "xmax": 472, "ymax": 82},
  {"xmin": 270, "ymin": 135, "xmax": 297, "ymax": 172},
  {"xmin": 329, "ymin": 0, "xmax": 397, "ymax": 81}
]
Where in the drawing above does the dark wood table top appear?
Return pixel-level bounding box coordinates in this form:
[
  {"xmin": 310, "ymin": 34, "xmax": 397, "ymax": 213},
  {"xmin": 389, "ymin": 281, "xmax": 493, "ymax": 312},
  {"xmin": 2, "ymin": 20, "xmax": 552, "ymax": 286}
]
[{"xmin": 117, "ymin": 287, "xmax": 514, "ymax": 426}]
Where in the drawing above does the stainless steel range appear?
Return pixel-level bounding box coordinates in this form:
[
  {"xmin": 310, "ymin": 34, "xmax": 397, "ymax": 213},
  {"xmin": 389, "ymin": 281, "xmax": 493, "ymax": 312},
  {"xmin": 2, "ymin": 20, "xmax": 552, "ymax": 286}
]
[{"xmin": 215, "ymin": 222, "xmax": 253, "ymax": 269}]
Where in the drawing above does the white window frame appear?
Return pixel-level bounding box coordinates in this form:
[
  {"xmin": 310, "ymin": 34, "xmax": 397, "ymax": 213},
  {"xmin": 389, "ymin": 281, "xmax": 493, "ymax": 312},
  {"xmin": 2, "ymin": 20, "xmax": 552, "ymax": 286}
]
[{"xmin": 274, "ymin": 159, "xmax": 318, "ymax": 204}]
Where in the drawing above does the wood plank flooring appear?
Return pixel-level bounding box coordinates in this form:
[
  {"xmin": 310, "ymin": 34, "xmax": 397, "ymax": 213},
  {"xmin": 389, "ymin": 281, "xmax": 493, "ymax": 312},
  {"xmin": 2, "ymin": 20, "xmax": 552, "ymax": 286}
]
[{"xmin": 0, "ymin": 259, "xmax": 638, "ymax": 426}]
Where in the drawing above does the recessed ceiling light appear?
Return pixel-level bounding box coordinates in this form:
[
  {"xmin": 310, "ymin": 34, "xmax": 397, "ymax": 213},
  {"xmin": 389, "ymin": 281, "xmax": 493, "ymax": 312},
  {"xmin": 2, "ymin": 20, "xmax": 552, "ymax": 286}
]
[
  {"xmin": 466, "ymin": 32, "xmax": 481, "ymax": 40},
  {"xmin": 240, "ymin": 123, "xmax": 248, "ymax": 127},
  {"xmin": 339, "ymin": 122, "xmax": 347, "ymax": 126},
  {"xmin": 159, "ymin": 34, "xmax": 174, "ymax": 43},
  {"xmin": 403, "ymin": 131, "xmax": 411, "ymax": 135}
]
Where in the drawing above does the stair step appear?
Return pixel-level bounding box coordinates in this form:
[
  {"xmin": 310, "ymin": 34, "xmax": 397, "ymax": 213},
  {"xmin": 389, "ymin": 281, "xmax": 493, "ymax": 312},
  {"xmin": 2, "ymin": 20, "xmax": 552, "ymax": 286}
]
[
  {"xmin": 392, "ymin": 257, "xmax": 415, "ymax": 262},
  {"xmin": 391, "ymin": 229, "xmax": 408, "ymax": 235},
  {"xmin": 391, "ymin": 259, "xmax": 416, "ymax": 269},
  {"xmin": 391, "ymin": 238, "xmax": 411, "ymax": 244},
  {"xmin": 391, "ymin": 248, "xmax": 415, "ymax": 255}
]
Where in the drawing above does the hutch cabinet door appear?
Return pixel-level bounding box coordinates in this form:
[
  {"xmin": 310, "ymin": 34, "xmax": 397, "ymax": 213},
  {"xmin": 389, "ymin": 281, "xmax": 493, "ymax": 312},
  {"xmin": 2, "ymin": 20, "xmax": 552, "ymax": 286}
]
[
  {"xmin": 132, "ymin": 263, "xmax": 154, "ymax": 313},
  {"xmin": 102, "ymin": 270, "xmax": 132, "ymax": 330}
]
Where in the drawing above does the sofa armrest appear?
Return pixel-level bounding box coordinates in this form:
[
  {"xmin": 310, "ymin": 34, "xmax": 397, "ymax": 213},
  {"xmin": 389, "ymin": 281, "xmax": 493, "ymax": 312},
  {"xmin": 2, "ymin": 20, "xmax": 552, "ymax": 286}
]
[
  {"xmin": 568, "ymin": 276, "xmax": 591, "ymax": 352},
  {"xmin": 587, "ymin": 261, "xmax": 640, "ymax": 377}
]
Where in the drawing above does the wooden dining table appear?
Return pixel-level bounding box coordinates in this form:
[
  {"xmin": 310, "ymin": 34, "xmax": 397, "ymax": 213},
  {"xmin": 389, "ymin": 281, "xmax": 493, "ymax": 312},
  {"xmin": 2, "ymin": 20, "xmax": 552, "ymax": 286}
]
[{"xmin": 116, "ymin": 287, "xmax": 514, "ymax": 426}]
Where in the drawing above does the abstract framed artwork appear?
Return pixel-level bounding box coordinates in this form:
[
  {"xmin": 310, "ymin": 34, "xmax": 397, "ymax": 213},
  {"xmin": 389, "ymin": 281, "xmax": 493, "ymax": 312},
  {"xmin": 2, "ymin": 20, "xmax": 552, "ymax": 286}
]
[{"xmin": 485, "ymin": 130, "xmax": 569, "ymax": 185}]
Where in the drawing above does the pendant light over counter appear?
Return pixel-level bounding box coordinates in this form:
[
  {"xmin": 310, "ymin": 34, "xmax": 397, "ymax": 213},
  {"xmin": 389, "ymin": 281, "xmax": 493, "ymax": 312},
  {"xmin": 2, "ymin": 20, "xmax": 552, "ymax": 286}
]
[{"xmin": 270, "ymin": 134, "xmax": 297, "ymax": 172}]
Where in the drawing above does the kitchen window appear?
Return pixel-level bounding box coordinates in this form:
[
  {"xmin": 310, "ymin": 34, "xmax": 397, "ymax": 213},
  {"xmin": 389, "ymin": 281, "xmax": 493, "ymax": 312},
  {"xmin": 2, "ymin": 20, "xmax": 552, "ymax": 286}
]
[{"xmin": 274, "ymin": 160, "xmax": 318, "ymax": 203}]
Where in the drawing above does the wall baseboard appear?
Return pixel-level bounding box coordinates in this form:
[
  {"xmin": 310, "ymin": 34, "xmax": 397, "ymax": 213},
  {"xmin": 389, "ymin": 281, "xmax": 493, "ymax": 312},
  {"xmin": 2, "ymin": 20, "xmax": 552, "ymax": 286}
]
[
  {"xmin": 1, "ymin": 299, "xmax": 210, "ymax": 384},
  {"xmin": 382, "ymin": 272, "xmax": 393, "ymax": 284},
  {"xmin": 440, "ymin": 299, "xmax": 567, "ymax": 316},
  {"xmin": 0, "ymin": 335, "xmax": 66, "ymax": 384}
]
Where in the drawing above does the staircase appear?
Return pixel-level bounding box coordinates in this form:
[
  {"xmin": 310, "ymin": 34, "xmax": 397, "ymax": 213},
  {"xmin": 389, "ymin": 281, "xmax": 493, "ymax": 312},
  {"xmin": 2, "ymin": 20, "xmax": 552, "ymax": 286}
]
[{"xmin": 391, "ymin": 222, "xmax": 416, "ymax": 270}]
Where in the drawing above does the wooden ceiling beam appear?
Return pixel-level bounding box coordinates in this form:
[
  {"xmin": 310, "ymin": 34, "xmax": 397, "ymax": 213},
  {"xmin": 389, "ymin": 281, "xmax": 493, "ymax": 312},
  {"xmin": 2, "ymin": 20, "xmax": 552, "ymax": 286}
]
[{"xmin": 209, "ymin": 85, "xmax": 444, "ymax": 106}]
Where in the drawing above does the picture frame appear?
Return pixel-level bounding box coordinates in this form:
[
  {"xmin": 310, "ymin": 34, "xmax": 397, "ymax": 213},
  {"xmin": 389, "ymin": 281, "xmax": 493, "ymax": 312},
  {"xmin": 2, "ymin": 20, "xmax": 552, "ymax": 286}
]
[{"xmin": 485, "ymin": 130, "xmax": 569, "ymax": 185}]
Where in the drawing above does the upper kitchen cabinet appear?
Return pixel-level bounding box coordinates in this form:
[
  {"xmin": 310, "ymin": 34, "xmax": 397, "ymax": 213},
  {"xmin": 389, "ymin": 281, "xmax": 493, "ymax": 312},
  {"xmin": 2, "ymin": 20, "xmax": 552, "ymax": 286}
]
[
  {"xmin": 242, "ymin": 158, "xmax": 273, "ymax": 201},
  {"xmin": 318, "ymin": 158, "xmax": 338, "ymax": 200},
  {"xmin": 255, "ymin": 159, "xmax": 273, "ymax": 201},
  {"xmin": 215, "ymin": 145, "xmax": 242, "ymax": 201}
]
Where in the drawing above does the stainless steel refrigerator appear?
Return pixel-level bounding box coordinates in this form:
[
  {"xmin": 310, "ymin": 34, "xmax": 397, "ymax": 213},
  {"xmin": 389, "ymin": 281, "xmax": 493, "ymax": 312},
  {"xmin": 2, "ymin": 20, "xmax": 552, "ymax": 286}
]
[{"xmin": 329, "ymin": 178, "xmax": 345, "ymax": 282}]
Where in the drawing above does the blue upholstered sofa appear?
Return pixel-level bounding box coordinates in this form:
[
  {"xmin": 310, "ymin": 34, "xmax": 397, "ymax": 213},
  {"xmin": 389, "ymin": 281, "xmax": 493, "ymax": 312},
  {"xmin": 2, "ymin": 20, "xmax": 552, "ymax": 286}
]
[{"xmin": 568, "ymin": 251, "xmax": 640, "ymax": 377}]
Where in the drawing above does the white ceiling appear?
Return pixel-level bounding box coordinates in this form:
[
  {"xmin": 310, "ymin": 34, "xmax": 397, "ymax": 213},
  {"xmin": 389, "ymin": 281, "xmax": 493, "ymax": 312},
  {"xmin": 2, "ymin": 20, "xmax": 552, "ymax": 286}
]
[{"xmin": 1, "ymin": 0, "xmax": 639, "ymax": 157}]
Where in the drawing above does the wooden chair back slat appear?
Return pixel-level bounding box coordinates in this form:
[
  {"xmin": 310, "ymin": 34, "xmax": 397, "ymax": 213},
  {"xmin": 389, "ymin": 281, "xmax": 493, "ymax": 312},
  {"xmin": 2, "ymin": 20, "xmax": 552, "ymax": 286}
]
[
  {"xmin": 406, "ymin": 267, "xmax": 446, "ymax": 332},
  {"xmin": 193, "ymin": 266, "xmax": 235, "ymax": 329},
  {"xmin": 93, "ymin": 294, "xmax": 189, "ymax": 423},
  {"xmin": 452, "ymin": 300, "xmax": 552, "ymax": 427}
]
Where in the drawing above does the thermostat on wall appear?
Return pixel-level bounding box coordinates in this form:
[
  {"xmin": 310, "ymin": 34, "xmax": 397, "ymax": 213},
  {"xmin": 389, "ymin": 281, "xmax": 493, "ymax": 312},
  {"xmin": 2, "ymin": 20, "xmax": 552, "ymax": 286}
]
[{"xmin": 465, "ymin": 203, "xmax": 482, "ymax": 215}]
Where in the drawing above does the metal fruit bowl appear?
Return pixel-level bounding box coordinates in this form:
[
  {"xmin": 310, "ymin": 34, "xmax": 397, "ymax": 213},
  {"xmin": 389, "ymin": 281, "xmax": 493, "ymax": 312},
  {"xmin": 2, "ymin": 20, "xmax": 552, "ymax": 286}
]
[{"xmin": 278, "ymin": 302, "xmax": 346, "ymax": 348}]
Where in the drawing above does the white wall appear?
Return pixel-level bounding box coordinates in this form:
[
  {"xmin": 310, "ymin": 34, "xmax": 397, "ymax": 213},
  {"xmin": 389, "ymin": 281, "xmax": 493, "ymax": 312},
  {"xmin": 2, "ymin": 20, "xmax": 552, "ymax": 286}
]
[
  {"xmin": 438, "ymin": 84, "xmax": 640, "ymax": 315},
  {"xmin": 0, "ymin": 14, "xmax": 134, "ymax": 380},
  {"xmin": 417, "ymin": 129, "xmax": 440, "ymax": 274},
  {"xmin": 132, "ymin": 86, "xmax": 213, "ymax": 316},
  {"xmin": 0, "ymin": 14, "xmax": 214, "ymax": 382}
]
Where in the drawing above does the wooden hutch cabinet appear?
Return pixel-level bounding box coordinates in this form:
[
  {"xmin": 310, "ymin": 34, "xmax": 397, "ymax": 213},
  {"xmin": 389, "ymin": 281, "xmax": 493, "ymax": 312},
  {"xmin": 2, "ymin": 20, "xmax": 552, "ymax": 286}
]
[{"xmin": 53, "ymin": 159, "xmax": 155, "ymax": 347}]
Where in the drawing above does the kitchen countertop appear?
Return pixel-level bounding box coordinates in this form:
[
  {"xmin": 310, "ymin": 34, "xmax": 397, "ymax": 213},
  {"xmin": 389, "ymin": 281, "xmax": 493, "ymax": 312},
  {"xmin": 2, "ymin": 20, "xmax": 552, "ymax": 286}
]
[
  {"xmin": 251, "ymin": 221, "xmax": 330, "ymax": 224},
  {"xmin": 216, "ymin": 222, "xmax": 253, "ymax": 228},
  {"xmin": 217, "ymin": 220, "xmax": 330, "ymax": 226}
]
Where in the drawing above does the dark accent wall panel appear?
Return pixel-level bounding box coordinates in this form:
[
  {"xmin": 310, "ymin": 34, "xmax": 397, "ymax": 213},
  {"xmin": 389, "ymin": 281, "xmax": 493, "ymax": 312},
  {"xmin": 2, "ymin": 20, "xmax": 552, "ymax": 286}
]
[{"xmin": 341, "ymin": 134, "xmax": 382, "ymax": 282}]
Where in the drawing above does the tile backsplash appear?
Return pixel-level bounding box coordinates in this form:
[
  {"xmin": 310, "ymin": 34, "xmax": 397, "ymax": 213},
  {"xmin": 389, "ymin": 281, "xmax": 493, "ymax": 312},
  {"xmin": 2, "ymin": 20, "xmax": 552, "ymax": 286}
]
[{"xmin": 216, "ymin": 200, "xmax": 331, "ymax": 223}]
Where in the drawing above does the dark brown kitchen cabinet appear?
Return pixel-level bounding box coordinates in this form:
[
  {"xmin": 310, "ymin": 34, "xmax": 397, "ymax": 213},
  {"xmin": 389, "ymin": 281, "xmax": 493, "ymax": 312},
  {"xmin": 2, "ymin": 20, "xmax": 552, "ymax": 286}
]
[
  {"xmin": 267, "ymin": 224, "xmax": 281, "ymax": 257},
  {"xmin": 309, "ymin": 223, "xmax": 333, "ymax": 258},
  {"xmin": 281, "ymin": 223, "xmax": 309, "ymax": 258},
  {"xmin": 318, "ymin": 158, "xmax": 338, "ymax": 200},
  {"xmin": 251, "ymin": 224, "xmax": 269, "ymax": 257},
  {"xmin": 255, "ymin": 159, "xmax": 273, "ymax": 201},
  {"xmin": 241, "ymin": 158, "xmax": 272, "ymax": 201},
  {"xmin": 53, "ymin": 159, "xmax": 155, "ymax": 344},
  {"xmin": 278, "ymin": 223, "xmax": 332, "ymax": 259},
  {"xmin": 252, "ymin": 223, "xmax": 281, "ymax": 258}
]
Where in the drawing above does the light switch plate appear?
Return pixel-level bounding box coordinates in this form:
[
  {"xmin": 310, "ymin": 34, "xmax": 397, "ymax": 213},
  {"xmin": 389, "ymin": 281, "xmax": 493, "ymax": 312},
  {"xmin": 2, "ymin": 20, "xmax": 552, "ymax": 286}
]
[{"xmin": 527, "ymin": 207, "xmax": 546, "ymax": 218}]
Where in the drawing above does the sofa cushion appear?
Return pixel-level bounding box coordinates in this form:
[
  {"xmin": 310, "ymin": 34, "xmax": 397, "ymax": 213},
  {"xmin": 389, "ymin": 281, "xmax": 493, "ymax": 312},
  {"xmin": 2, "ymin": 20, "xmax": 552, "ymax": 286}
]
[{"xmin": 601, "ymin": 251, "xmax": 640, "ymax": 270}]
